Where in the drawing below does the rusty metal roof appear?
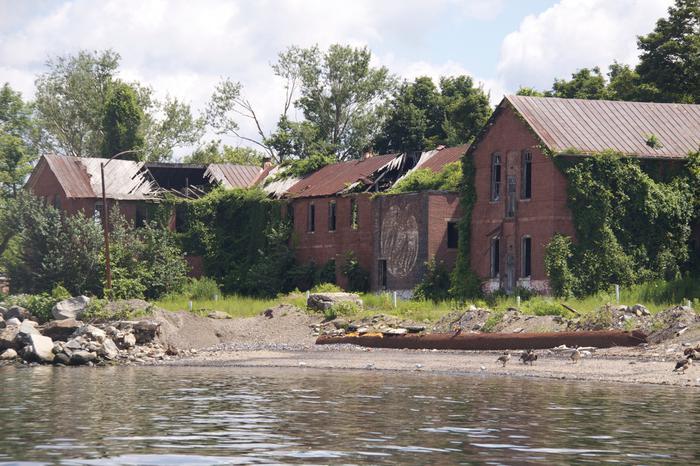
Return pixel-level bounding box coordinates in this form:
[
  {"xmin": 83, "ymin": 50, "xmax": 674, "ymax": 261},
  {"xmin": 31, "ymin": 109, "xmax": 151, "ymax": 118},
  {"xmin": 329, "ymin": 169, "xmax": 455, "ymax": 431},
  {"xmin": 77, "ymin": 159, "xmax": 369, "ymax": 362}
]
[
  {"xmin": 204, "ymin": 163, "xmax": 262, "ymax": 189},
  {"xmin": 414, "ymin": 144, "xmax": 468, "ymax": 171},
  {"xmin": 35, "ymin": 154, "xmax": 157, "ymax": 200},
  {"xmin": 507, "ymin": 95, "xmax": 700, "ymax": 159},
  {"xmin": 286, "ymin": 154, "xmax": 397, "ymax": 198}
]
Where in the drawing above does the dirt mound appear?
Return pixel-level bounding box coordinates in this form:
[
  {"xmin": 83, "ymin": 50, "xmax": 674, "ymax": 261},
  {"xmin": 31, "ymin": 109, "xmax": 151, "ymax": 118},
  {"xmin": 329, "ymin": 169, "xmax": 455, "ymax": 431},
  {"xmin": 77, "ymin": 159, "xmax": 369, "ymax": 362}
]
[
  {"xmin": 151, "ymin": 304, "xmax": 320, "ymax": 350},
  {"xmin": 432, "ymin": 308, "xmax": 491, "ymax": 333},
  {"xmin": 648, "ymin": 306, "xmax": 700, "ymax": 344}
]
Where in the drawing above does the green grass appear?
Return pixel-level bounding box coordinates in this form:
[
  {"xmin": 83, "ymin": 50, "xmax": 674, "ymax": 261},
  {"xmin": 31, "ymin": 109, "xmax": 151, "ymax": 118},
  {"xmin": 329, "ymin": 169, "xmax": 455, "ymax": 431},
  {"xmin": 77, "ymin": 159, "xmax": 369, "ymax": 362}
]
[{"xmin": 155, "ymin": 277, "xmax": 699, "ymax": 322}]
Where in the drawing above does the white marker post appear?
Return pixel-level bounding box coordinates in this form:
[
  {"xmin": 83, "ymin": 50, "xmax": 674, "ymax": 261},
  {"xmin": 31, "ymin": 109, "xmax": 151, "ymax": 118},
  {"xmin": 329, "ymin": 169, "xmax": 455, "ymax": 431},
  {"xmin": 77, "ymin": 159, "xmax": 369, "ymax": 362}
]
[
  {"xmin": 615, "ymin": 284, "xmax": 620, "ymax": 304},
  {"xmin": 393, "ymin": 291, "xmax": 397, "ymax": 308},
  {"xmin": 188, "ymin": 300, "xmax": 193, "ymax": 311},
  {"xmin": 516, "ymin": 295, "xmax": 521, "ymax": 308}
]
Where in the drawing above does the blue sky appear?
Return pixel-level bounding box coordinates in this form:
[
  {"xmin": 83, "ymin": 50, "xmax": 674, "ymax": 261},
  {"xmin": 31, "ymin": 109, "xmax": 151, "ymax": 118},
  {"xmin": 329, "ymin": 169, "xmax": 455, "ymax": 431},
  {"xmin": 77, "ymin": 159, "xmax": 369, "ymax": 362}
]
[{"xmin": 0, "ymin": 0, "xmax": 673, "ymax": 152}]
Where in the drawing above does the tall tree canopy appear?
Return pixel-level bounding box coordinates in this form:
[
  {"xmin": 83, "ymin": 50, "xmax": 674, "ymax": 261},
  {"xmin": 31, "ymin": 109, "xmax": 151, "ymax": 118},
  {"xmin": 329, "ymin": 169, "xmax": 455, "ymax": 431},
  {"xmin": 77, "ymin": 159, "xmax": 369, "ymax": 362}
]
[
  {"xmin": 0, "ymin": 84, "xmax": 37, "ymax": 197},
  {"xmin": 374, "ymin": 75, "xmax": 491, "ymax": 153},
  {"xmin": 101, "ymin": 81, "xmax": 144, "ymax": 157},
  {"xmin": 636, "ymin": 0, "xmax": 700, "ymax": 103},
  {"xmin": 184, "ymin": 141, "xmax": 264, "ymax": 165},
  {"xmin": 34, "ymin": 49, "xmax": 203, "ymax": 161},
  {"xmin": 535, "ymin": 0, "xmax": 699, "ymax": 104}
]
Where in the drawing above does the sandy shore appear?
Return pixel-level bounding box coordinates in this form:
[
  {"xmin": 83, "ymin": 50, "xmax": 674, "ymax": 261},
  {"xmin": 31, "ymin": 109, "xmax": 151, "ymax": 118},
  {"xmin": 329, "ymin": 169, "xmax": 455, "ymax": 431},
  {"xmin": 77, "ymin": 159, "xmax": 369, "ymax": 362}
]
[{"xmin": 160, "ymin": 346, "xmax": 700, "ymax": 388}]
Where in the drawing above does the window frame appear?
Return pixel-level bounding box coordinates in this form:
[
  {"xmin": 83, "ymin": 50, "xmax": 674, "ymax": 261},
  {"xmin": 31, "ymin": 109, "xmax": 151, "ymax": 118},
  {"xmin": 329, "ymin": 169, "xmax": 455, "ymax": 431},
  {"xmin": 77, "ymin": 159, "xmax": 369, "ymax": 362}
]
[
  {"xmin": 521, "ymin": 236, "xmax": 532, "ymax": 278},
  {"xmin": 490, "ymin": 153, "xmax": 502, "ymax": 201},
  {"xmin": 447, "ymin": 221, "xmax": 459, "ymax": 249},
  {"xmin": 378, "ymin": 259, "xmax": 388, "ymax": 289},
  {"xmin": 307, "ymin": 203, "xmax": 315, "ymax": 233},
  {"xmin": 350, "ymin": 198, "xmax": 359, "ymax": 230},
  {"xmin": 521, "ymin": 150, "xmax": 532, "ymax": 200},
  {"xmin": 328, "ymin": 200, "xmax": 337, "ymax": 232},
  {"xmin": 490, "ymin": 237, "xmax": 500, "ymax": 278}
]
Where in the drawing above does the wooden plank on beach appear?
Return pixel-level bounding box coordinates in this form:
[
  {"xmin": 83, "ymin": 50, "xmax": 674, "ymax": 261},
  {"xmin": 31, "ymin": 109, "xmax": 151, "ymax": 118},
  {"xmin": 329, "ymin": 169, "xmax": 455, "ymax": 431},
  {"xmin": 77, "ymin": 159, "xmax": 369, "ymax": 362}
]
[{"xmin": 316, "ymin": 330, "xmax": 647, "ymax": 350}]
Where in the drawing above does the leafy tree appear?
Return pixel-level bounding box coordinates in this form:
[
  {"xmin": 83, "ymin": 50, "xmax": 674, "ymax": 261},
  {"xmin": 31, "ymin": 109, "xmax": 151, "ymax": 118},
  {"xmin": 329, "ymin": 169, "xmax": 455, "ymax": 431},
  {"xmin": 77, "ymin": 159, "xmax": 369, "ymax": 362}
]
[
  {"xmin": 266, "ymin": 115, "xmax": 333, "ymax": 161},
  {"xmin": 375, "ymin": 75, "xmax": 490, "ymax": 153},
  {"xmin": 440, "ymin": 76, "xmax": 491, "ymax": 146},
  {"xmin": 140, "ymin": 94, "xmax": 204, "ymax": 162},
  {"xmin": 277, "ymin": 44, "xmax": 395, "ymax": 159},
  {"xmin": 0, "ymin": 84, "xmax": 37, "ymax": 197},
  {"xmin": 4, "ymin": 194, "xmax": 103, "ymax": 295},
  {"xmin": 34, "ymin": 50, "xmax": 119, "ymax": 157},
  {"xmin": 636, "ymin": 0, "xmax": 700, "ymax": 103},
  {"xmin": 184, "ymin": 140, "xmax": 264, "ymax": 165},
  {"xmin": 516, "ymin": 87, "xmax": 545, "ymax": 97},
  {"xmin": 388, "ymin": 161, "xmax": 461, "ymax": 193},
  {"xmin": 101, "ymin": 81, "xmax": 144, "ymax": 157},
  {"xmin": 550, "ymin": 67, "xmax": 608, "ymax": 99},
  {"xmin": 413, "ymin": 259, "xmax": 452, "ymax": 302},
  {"xmin": 35, "ymin": 49, "xmax": 203, "ymax": 160}
]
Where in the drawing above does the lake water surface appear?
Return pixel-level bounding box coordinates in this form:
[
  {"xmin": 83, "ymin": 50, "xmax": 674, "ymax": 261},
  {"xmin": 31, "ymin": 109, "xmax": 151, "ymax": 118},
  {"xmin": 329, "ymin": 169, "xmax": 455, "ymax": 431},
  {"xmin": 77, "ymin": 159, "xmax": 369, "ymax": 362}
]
[{"xmin": 0, "ymin": 365, "xmax": 698, "ymax": 465}]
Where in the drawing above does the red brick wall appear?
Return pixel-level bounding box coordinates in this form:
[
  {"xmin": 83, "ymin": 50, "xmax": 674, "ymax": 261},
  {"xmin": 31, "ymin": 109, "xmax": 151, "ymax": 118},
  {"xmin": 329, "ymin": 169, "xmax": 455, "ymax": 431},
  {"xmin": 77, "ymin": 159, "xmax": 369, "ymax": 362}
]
[
  {"xmin": 427, "ymin": 192, "xmax": 462, "ymax": 270},
  {"xmin": 470, "ymin": 105, "xmax": 576, "ymax": 292},
  {"xmin": 27, "ymin": 160, "xmax": 143, "ymax": 223},
  {"xmin": 289, "ymin": 194, "xmax": 374, "ymax": 288}
]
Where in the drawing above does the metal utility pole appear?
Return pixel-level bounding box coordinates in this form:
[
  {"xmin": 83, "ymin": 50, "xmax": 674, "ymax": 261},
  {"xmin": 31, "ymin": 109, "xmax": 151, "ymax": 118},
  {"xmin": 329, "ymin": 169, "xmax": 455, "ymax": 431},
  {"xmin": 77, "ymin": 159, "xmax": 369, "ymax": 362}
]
[{"xmin": 100, "ymin": 150, "xmax": 141, "ymax": 295}]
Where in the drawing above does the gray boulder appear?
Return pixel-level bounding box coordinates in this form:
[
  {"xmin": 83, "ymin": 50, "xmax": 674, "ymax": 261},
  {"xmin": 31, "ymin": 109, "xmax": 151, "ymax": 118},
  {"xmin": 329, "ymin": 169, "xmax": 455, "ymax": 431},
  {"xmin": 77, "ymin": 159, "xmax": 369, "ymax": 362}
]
[
  {"xmin": 73, "ymin": 324, "xmax": 106, "ymax": 342},
  {"xmin": 0, "ymin": 325, "xmax": 19, "ymax": 351},
  {"xmin": 42, "ymin": 319, "xmax": 83, "ymax": 341},
  {"xmin": 6, "ymin": 317, "xmax": 20, "ymax": 327},
  {"xmin": 53, "ymin": 352, "xmax": 70, "ymax": 365},
  {"xmin": 70, "ymin": 350, "xmax": 97, "ymax": 365},
  {"xmin": 0, "ymin": 348, "xmax": 17, "ymax": 360},
  {"xmin": 99, "ymin": 338, "xmax": 119, "ymax": 360},
  {"xmin": 5, "ymin": 305, "xmax": 32, "ymax": 322},
  {"xmin": 24, "ymin": 334, "xmax": 55, "ymax": 363},
  {"xmin": 133, "ymin": 320, "xmax": 160, "ymax": 344},
  {"xmin": 0, "ymin": 314, "xmax": 4, "ymax": 329},
  {"xmin": 121, "ymin": 332, "xmax": 136, "ymax": 348},
  {"xmin": 52, "ymin": 296, "xmax": 90, "ymax": 320},
  {"xmin": 0, "ymin": 306, "xmax": 6, "ymax": 318},
  {"xmin": 15, "ymin": 320, "xmax": 40, "ymax": 347},
  {"xmin": 307, "ymin": 293, "xmax": 363, "ymax": 312},
  {"xmin": 631, "ymin": 304, "xmax": 651, "ymax": 317}
]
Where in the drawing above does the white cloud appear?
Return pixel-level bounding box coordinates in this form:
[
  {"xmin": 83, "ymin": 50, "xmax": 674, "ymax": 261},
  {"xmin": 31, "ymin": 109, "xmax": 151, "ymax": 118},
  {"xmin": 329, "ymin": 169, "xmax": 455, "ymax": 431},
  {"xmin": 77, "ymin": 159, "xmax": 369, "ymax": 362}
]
[
  {"xmin": 496, "ymin": 0, "xmax": 672, "ymax": 92},
  {"xmin": 0, "ymin": 0, "xmax": 505, "ymax": 155}
]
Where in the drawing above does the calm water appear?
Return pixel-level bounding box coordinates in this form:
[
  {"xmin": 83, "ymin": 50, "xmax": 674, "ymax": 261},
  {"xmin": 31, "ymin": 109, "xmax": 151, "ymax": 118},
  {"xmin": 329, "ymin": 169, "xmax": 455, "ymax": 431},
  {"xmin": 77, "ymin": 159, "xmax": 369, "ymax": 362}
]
[{"xmin": 0, "ymin": 365, "xmax": 698, "ymax": 465}]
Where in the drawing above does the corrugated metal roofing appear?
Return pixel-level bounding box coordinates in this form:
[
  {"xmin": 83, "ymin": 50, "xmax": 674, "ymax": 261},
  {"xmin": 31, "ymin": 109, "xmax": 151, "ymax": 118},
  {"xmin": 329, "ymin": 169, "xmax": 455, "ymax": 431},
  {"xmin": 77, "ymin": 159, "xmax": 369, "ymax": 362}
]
[
  {"xmin": 286, "ymin": 154, "xmax": 397, "ymax": 198},
  {"xmin": 414, "ymin": 144, "xmax": 468, "ymax": 171},
  {"xmin": 39, "ymin": 154, "xmax": 156, "ymax": 200},
  {"xmin": 204, "ymin": 163, "xmax": 262, "ymax": 189},
  {"xmin": 507, "ymin": 95, "xmax": 700, "ymax": 159}
]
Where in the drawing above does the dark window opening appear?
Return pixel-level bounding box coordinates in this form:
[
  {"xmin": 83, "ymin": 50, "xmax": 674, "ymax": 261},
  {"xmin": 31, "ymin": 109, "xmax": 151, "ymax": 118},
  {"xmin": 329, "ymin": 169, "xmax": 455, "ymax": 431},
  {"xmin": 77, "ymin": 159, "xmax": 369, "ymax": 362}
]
[
  {"xmin": 447, "ymin": 221, "xmax": 459, "ymax": 249},
  {"xmin": 175, "ymin": 204, "xmax": 187, "ymax": 233},
  {"xmin": 135, "ymin": 205, "xmax": 147, "ymax": 228},
  {"xmin": 328, "ymin": 201, "xmax": 336, "ymax": 231},
  {"xmin": 490, "ymin": 238, "xmax": 500, "ymax": 278},
  {"xmin": 307, "ymin": 203, "xmax": 315, "ymax": 232},
  {"xmin": 378, "ymin": 259, "xmax": 387, "ymax": 289},
  {"xmin": 491, "ymin": 153, "xmax": 501, "ymax": 201},
  {"xmin": 350, "ymin": 198, "xmax": 359, "ymax": 230},
  {"xmin": 53, "ymin": 195, "xmax": 61, "ymax": 210},
  {"xmin": 286, "ymin": 204, "xmax": 295, "ymax": 226},
  {"xmin": 522, "ymin": 236, "xmax": 532, "ymax": 277},
  {"xmin": 94, "ymin": 202, "xmax": 103, "ymax": 224},
  {"xmin": 521, "ymin": 151, "xmax": 532, "ymax": 199},
  {"xmin": 506, "ymin": 175, "xmax": 516, "ymax": 218}
]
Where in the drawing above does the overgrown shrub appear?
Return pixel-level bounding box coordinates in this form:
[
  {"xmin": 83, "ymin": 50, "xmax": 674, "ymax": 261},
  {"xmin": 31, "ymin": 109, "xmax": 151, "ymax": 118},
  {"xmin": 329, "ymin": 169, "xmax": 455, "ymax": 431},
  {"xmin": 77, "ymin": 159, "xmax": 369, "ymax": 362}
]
[
  {"xmin": 324, "ymin": 301, "xmax": 360, "ymax": 321},
  {"xmin": 546, "ymin": 152, "xmax": 696, "ymax": 297},
  {"xmin": 317, "ymin": 259, "xmax": 336, "ymax": 284},
  {"xmin": 311, "ymin": 282, "xmax": 343, "ymax": 293},
  {"xmin": 451, "ymin": 154, "xmax": 482, "ymax": 298},
  {"xmin": 388, "ymin": 161, "xmax": 461, "ymax": 193},
  {"xmin": 413, "ymin": 259, "xmax": 451, "ymax": 302},
  {"xmin": 340, "ymin": 251, "xmax": 369, "ymax": 292},
  {"xmin": 180, "ymin": 277, "xmax": 221, "ymax": 300},
  {"xmin": 108, "ymin": 210, "xmax": 188, "ymax": 300},
  {"xmin": 5, "ymin": 285, "xmax": 71, "ymax": 323},
  {"xmin": 4, "ymin": 194, "xmax": 103, "ymax": 295},
  {"xmin": 522, "ymin": 299, "xmax": 566, "ymax": 317}
]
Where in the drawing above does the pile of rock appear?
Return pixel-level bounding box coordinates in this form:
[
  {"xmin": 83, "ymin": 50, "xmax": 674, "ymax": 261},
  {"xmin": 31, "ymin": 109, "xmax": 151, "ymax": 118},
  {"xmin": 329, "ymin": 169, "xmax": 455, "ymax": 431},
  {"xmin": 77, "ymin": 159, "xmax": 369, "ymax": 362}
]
[
  {"xmin": 314, "ymin": 313, "xmax": 425, "ymax": 337},
  {"xmin": 0, "ymin": 299, "xmax": 168, "ymax": 366}
]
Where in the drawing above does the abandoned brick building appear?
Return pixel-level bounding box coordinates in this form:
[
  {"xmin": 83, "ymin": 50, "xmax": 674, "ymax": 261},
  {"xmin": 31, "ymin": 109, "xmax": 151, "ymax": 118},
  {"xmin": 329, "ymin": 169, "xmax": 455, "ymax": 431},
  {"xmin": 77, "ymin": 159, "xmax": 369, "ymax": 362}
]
[
  {"xmin": 276, "ymin": 145, "xmax": 466, "ymax": 292},
  {"xmin": 25, "ymin": 95, "xmax": 700, "ymax": 296},
  {"xmin": 26, "ymin": 153, "xmax": 269, "ymax": 224},
  {"xmin": 470, "ymin": 95, "xmax": 700, "ymax": 294}
]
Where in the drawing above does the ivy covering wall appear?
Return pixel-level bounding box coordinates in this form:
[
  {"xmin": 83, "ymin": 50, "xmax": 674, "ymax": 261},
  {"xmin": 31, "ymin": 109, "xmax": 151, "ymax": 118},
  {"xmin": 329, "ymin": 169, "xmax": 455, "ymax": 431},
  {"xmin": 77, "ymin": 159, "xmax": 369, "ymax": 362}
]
[
  {"xmin": 450, "ymin": 153, "xmax": 481, "ymax": 298},
  {"xmin": 545, "ymin": 151, "xmax": 699, "ymax": 297}
]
